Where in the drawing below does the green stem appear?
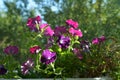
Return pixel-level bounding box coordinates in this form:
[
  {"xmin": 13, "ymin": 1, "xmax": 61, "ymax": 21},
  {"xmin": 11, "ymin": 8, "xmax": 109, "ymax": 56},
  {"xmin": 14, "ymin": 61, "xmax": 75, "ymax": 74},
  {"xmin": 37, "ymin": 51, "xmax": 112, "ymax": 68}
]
[
  {"xmin": 51, "ymin": 63, "xmax": 55, "ymax": 73},
  {"xmin": 97, "ymin": 43, "xmax": 101, "ymax": 54},
  {"xmin": 36, "ymin": 53, "xmax": 40, "ymax": 71}
]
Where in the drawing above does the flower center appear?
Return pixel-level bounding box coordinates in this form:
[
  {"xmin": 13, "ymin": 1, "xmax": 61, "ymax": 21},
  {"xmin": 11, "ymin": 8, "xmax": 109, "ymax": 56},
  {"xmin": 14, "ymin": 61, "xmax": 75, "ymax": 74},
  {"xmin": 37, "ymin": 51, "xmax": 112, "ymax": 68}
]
[{"xmin": 60, "ymin": 40, "xmax": 63, "ymax": 44}]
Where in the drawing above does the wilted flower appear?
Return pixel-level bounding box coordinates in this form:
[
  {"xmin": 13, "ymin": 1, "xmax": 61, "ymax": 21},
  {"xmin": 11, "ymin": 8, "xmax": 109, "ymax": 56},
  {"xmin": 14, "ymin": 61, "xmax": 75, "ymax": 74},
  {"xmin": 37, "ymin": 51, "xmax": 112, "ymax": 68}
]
[
  {"xmin": 40, "ymin": 49, "xmax": 56, "ymax": 65},
  {"xmin": 0, "ymin": 65, "xmax": 7, "ymax": 75},
  {"xmin": 21, "ymin": 58, "xmax": 34, "ymax": 75},
  {"xmin": 57, "ymin": 35, "xmax": 70, "ymax": 49},
  {"xmin": 4, "ymin": 45, "xmax": 19, "ymax": 55},
  {"xmin": 80, "ymin": 40, "xmax": 90, "ymax": 52},
  {"xmin": 99, "ymin": 36, "xmax": 106, "ymax": 42},
  {"xmin": 69, "ymin": 27, "xmax": 83, "ymax": 37},
  {"xmin": 30, "ymin": 46, "xmax": 41, "ymax": 54},
  {"xmin": 73, "ymin": 48, "xmax": 83, "ymax": 60},
  {"xmin": 66, "ymin": 19, "xmax": 78, "ymax": 29},
  {"xmin": 27, "ymin": 16, "xmax": 41, "ymax": 32},
  {"xmin": 54, "ymin": 26, "xmax": 67, "ymax": 36},
  {"xmin": 45, "ymin": 37, "xmax": 54, "ymax": 48},
  {"xmin": 21, "ymin": 65, "xmax": 28, "ymax": 75}
]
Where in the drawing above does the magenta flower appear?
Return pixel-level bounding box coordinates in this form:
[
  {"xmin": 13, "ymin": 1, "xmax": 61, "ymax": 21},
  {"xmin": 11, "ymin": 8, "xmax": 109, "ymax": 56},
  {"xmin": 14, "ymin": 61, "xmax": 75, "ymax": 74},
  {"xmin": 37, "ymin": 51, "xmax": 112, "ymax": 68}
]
[
  {"xmin": 0, "ymin": 65, "xmax": 7, "ymax": 75},
  {"xmin": 69, "ymin": 27, "xmax": 83, "ymax": 37},
  {"xmin": 27, "ymin": 16, "xmax": 41, "ymax": 32},
  {"xmin": 21, "ymin": 58, "xmax": 34, "ymax": 75},
  {"xmin": 69, "ymin": 27, "xmax": 75, "ymax": 35},
  {"xmin": 92, "ymin": 36, "xmax": 106, "ymax": 45},
  {"xmin": 39, "ymin": 23, "xmax": 48, "ymax": 30},
  {"xmin": 44, "ymin": 26, "xmax": 54, "ymax": 36},
  {"xmin": 30, "ymin": 46, "xmax": 41, "ymax": 54},
  {"xmin": 40, "ymin": 49, "xmax": 57, "ymax": 65},
  {"xmin": 74, "ymin": 29, "xmax": 83, "ymax": 37},
  {"xmin": 54, "ymin": 26, "xmax": 67, "ymax": 36},
  {"xmin": 66, "ymin": 19, "xmax": 78, "ymax": 29},
  {"xmin": 92, "ymin": 38, "xmax": 99, "ymax": 44},
  {"xmin": 4, "ymin": 45, "xmax": 19, "ymax": 55},
  {"xmin": 57, "ymin": 35, "xmax": 70, "ymax": 49},
  {"xmin": 73, "ymin": 48, "xmax": 83, "ymax": 60}
]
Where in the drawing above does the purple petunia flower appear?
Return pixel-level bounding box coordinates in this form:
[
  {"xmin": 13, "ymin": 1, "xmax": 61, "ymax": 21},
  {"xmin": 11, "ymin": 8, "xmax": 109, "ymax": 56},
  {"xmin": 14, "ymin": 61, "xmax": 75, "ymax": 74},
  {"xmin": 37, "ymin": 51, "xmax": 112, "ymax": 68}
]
[
  {"xmin": 0, "ymin": 65, "xmax": 7, "ymax": 75},
  {"xmin": 92, "ymin": 36, "xmax": 106, "ymax": 45},
  {"xmin": 80, "ymin": 40, "xmax": 90, "ymax": 52},
  {"xmin": 66, "ymin": 19, "xmax": 79, "ymax": 29},
  {"xmin": 4, "ymin": 45, "xmax": 19, "ymax": 55},
  {"xmin": 73, "ymin": 48, "xmax": 83, "ymax": 60},
  {"xmin": 27, "ymin": 16, "xmax": 41, "ymax": 32},
  {"xmin": 21, "ymin": 65, "xmax": 29, "ymax": 75},
  {"xmin": 21, "ymin": 58, "xmax": 34, "ymax": 75},
  {"xmin": 54, "ymin": 26, "xmax": 67, "ymax": 36},
  {"xmin": 30, "ymin": 46, "xmax": 41, "ymax": 54},
  {"xmin": 57, "ymin": 35, "xmax": 70, "ymax": 49},
  {"xmin": 40, "ymin": 49, "xmax": 56, "ymax": 65}
]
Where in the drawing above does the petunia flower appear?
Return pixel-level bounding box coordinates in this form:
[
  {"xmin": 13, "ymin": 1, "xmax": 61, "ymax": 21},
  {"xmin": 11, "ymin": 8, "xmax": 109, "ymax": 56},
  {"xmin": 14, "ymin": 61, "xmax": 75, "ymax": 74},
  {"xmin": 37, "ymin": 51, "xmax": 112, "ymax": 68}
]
[
  {"xmin": 21, "ymin": 64, "xmax": 29, "ymax": 75},
  {"xmin": 92, "ymin": 36, "xmax": 106, "ymax": 45},
  {"xmin": 30, "ymin": 46, "xmax": 41, "ymax": 54},
  {"xmin": 57, "ymin": 35, "xmax": 70, "ymax": 49},
  {"xmin": 74, "ymin": 29, "xmax": 83, "ymax": 37},
  {"xmin": 54, "ymin": 26, "xmax": 67, "ymax": 36},
  {"xmin": 80, "ymin": 40, "xmax": 90, "ymax": 52},
  {"xmin": 92, "ymin": 38, "xmax": 99, "ymax": 44},
  {"xmin": 66, "ymin": 19, "xmax": 79, "ymax": 29},
  {"xmin": 40, "ymin": 49, "xmax": 56, "ymax": 65},
  {"xmin": 21, "ymin": 58, "xmax": 34, "ymax": 75},
  {"xmin": 73, "ymin": 48, "xmax": 83, "ymax": 60},
  {"xmin": 27, "ymin": 16, "xmax": 41, "ymax": 32},
  {"xmin": 39, "ymin": 23, "xmax": 48, "ymax": 30},
  {"xmin": 44, "ymin": 26, "xmax": 54, "ymax": 36},
  {"xmin": 0, "ymin": 65, "xmax": 7, "ymax": 75},
  {"xmin": 69, "ymin": 27, "xmax": 75, "ymax": 35},
  {"xmin": 45, "ymin": 37, "xmax": 54, "ymax": 48},
  {"xmin": 4, "ymin": 45, "xmax": 19, "ymax": 55},
  {"xmin": 99, "ymin": 36, "xmax": 106, "ymax": 42},
  {"xmin": 69, "ymin": 27, "xmax": 83, "ymax": 37}
]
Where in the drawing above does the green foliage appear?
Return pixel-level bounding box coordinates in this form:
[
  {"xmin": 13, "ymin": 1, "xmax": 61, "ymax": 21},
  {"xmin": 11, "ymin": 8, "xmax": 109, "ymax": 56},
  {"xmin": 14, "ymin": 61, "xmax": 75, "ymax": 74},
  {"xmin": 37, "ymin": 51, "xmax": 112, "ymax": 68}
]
[{"xmin": 41, "ymin": 0, "xmax": 120, "ymax": 40}]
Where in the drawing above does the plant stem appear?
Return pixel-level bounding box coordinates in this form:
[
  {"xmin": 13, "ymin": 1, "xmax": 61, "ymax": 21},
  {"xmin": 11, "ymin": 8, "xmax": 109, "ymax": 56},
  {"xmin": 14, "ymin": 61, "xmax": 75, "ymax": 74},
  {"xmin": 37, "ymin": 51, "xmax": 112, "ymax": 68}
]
[{"xmin": 36, "ymin": 53, "xmax": 40, "ymax": 71}]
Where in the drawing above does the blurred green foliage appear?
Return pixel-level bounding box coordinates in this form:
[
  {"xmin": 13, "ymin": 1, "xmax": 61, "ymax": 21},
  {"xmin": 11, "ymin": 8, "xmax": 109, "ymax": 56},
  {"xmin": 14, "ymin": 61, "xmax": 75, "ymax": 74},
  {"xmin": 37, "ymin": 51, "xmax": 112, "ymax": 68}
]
[
  {"xmin": 0, "ymin": 0, "xmax": 120, "ymax": 79},
  {"xmin": 40, "ymin": 0, "xmax": 120, "ymax": 41}
]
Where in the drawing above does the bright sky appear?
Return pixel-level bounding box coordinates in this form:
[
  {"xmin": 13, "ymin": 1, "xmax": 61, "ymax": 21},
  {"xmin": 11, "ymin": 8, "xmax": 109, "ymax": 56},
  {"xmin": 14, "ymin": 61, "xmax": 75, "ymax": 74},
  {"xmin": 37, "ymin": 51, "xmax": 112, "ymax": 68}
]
[
  {"xmin": 0, "ymin": 0, "xmax": 5, "ymax": 11},
  {"xmin": 0, "ymin": 0, "xmax": 37, "ymax": 11},
  {"xmin": 0, "ymin": 0, "xmax": 98, "ymax": 12},
  {"xmin": 0, "ymin": 0, "xmax": 57, "ymax": 13}
]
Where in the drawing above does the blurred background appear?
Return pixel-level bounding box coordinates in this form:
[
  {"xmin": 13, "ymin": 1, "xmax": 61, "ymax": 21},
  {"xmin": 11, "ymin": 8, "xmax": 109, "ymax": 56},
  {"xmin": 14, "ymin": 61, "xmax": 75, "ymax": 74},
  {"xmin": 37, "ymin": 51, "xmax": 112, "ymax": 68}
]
[{"xmin": 0, "ymin": 0, "xmax": 120, "ymax": 56}]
